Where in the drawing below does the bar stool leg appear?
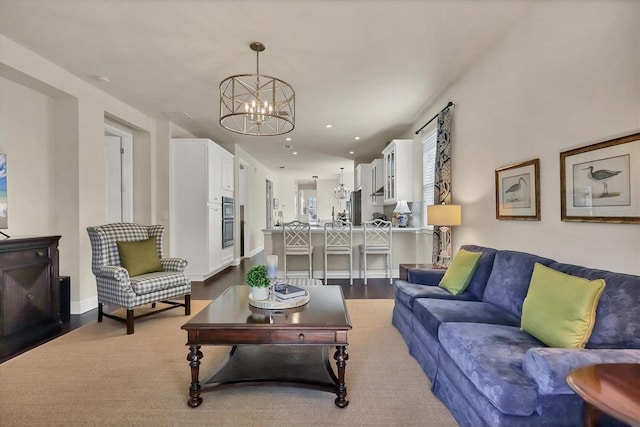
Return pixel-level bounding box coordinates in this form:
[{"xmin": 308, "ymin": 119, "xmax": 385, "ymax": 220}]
[
  {"xmin": 349, "ymin": 251, "xmax": 353, "ymax": 286},
  {"xmin": 324, "ymin": 250, "xmax": 328, "ymax": 285},
  {"xmin": 363, "ymin": 252, "xmax": 368, "ymax": 285},
  {"xmin": 308, "ymin": 252, "xmax": 313, "ymax": 278}
]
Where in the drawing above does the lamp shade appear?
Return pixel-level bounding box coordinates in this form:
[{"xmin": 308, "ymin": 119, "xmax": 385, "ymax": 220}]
[
  {"xmin": 393, "ymin": 200, "xmax": 411, "ymax": 214},
  {"xmin": 427, "ymin": 204, "xmax": 462, "ymax": 226}
]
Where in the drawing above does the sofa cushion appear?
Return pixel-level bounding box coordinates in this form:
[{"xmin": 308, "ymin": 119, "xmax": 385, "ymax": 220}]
[
  {"xmin": 129, "ymin": 271, "xmax": 188, "ymax": 295},
  {"xmin": 549, "ymin": 262, "xmax": 640, "ymax": 349},
  {"xmin": 438, "ymin": 322, "xmax": 542, "ymax": 416},
  {"xmin": 522, "ymin": 263, "xmax": 605, "ymax": 348},
  {"xmin": 407, "ymin": 267, "xmax": 446, "ymax": 285},
  {"xmin": 414, "ymin": 299, "xmax": 520, "ymax": 338},
  {"xmin": 439, "ymin": 249, "xmax": 482, "ymax": 295},
  {"xmin": 523, "ymin": 347, "xmax": 640, "ymax": 396},
  {"xmin": 394, "ymin": 280, "xmax": 478, "ymax": 310},
  {"xmin": 116, "ymin": 237, "xmax": 162, "ymax": 277},
  {"xmin": 482, "ymin": 250, "xmax": 555, "ymax": 319},
  {"xmin": 459, "ymin": 245, "xmax": 498, "ymax": 299}
]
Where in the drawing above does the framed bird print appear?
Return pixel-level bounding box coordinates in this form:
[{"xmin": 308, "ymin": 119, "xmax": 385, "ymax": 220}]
[
  {"xmin": 495, "ymin": 158, "xmax": 540, "ymax": 220},
  {"xmin": 560, "ymin": 132, "xmax": 639, "ymax": 223}
]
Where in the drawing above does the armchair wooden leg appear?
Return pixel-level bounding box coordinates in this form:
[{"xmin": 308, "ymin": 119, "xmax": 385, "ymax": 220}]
[
  {"xmin": 98, "ymin": 303, "xmax": 103, "ymax": 322},
  {"xmin": 185, "ymin": 294, "xmax": 191, "ymax": 316},
  {"xmin": 126, "ymin": 309, "xmax": 134, "ymax": 335},
  {"xmin": 151, "ymin": 303, "xmax": 156, "ymax": 308}
]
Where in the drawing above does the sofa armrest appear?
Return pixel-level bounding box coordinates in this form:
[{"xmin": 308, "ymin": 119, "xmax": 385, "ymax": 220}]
[
  {"xmin": 161, "ymin": 258, "xmax": 188, "ymax": 273},
  {"xmin": 407, "ymin": 268, "xmax": 445, "ymax": 286},
  {"xmin": 523, "ymin": 347, "xmax": 640, "ymax": 395},
  {"xmin": 95, "ymin": 266, "xmax": 129, "ymax": 281}
]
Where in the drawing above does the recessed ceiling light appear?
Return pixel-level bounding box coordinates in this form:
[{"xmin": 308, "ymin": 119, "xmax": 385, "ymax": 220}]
[
  {"xmin": 293, "ymin": 152, "xmax": 298, "ymax": 155},
  {"xmin": 326, "ymin": 124, "xmax": 333, "ymax": 128},
  {"xmin": 286, "ymin": 137, "xmax": 292, "ymax": 141},
  {"xmin": 354, "ymin": 136, "xmax": 360, "ymax": 140},
  {"xmin": 349, "ymin": 151, "xmax": 354, "ymax": 154},
  {"xmin": 96, "ymin": 75, "xmax": 110, "ymax": 83}
]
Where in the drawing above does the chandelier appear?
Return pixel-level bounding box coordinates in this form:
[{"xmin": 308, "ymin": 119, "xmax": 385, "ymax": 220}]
[
  {"xmin": 334, "ymin": 167, "xmax": 350, "ymax": 200},
  {"xmin": 219, "ymin": 42, "xmax": 295, "ymax": 136}
]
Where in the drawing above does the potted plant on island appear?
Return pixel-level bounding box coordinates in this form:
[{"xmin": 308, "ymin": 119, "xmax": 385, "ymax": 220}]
[{"xmin": 246, "ymin": 264, "xmax": 271, "ymax": 300}]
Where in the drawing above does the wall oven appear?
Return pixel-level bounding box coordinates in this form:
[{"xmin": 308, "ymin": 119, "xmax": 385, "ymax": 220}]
[{"xmin": 222, "ymin": 197, "xmax": 234, "ymax": 248}]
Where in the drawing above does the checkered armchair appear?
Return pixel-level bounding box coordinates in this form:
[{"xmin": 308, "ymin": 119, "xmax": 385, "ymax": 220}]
[{"xmin": 87, "ymin": 223, "xmax": 191, "ymax": 334}]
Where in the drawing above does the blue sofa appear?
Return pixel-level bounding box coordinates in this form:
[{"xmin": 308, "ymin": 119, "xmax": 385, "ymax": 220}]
[{"xmin": 392, "ymin": 245, "xmax": 640, "ymax": 427}]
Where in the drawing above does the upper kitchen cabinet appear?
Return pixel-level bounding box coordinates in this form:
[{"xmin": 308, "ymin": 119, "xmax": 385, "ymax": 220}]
[
  {"xmin": 370, "ymin": 158, "xmax": 383, "ymax": 204},
  {"xmin": 220, "ymin": 148, "xmax": 234, "ymax": 196},
  {"xmin": 355, "ymin": 164, "xmax": 363, "ymax": 190},
  {"xmin": 382, "ymin": 139, "xmax": 413, "ymax": 205}
]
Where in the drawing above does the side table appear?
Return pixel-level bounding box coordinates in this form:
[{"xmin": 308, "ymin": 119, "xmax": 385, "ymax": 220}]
[{"xmin": 566, "ymin": 363, "xmax": 640, "ymax": 427}]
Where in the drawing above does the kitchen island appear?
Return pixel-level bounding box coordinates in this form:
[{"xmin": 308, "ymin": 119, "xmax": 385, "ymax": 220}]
[{"xmin": 262, "ymin": 226, "xmax": 432, "ymax": 281}]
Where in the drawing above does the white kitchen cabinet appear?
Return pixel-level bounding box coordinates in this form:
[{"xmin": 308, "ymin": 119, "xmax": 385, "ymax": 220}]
[
  {"xmin": 354, "ymin": 164, "xmax": 362, "ymax": 190},
  {"xmin": 171, "ymin": 138, "xmax": 235, "ymax": 280},
  {"xmin": 370, "ymin": 158, "xmax": 383, "ymax": 204},
  {"xmin": 221, "ymin": 148, "xmax": 234, "ymax": 195},
  {"xmin": 382, "ymin": 139, "xmax": 413, "ymax": 205}
]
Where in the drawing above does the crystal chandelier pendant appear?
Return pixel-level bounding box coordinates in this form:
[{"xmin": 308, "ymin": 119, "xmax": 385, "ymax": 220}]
[{"xmin": 334, "ymin": 167, "xmax": 350, "ymax": 200}]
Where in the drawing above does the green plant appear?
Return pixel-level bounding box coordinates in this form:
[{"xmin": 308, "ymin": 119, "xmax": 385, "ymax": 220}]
[{"xmin": 246, "ymin": 264, "xmax": 270, "ymax": 288}]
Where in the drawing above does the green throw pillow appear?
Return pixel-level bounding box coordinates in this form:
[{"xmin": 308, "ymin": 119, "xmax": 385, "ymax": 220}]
[
  {"xmin": 116, "ymin": 237, "xmax": 162, "ymax": 277},
  {"xmin": 521, "ymin": 263, "xmax": 605, "ymax": 349},
  {"xmin": 438, "ymin": 249, "xmax": 482, "ymax": 295}
]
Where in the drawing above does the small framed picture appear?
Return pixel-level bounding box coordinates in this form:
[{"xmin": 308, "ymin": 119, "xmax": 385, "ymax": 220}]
[
  {"xmin": 560, "ymin": 132, "xmax": 639, "ymax": 223},
  {"xmin": 495, "ymin": 158, "xmax": 540, "ymax": 220}
]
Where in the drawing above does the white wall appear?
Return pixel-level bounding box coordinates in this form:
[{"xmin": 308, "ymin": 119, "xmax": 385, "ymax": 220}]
[
  {"xmin": 412, "ymin": 1, "xmax": 640, "ymax": 274},
  {"xmin": 0, "ymin": 35, "xmax": 162, "ymax": 312},
  {"xmin": 0, "ymin": 78, "xmax": 54, "ymax": 234}
]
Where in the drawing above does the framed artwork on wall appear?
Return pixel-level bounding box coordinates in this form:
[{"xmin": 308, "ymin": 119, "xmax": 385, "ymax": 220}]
[
  {"xmin": 0, "ymin": 154, "xmax": 6, "ymax": 229},
  {"xmin": 560, "ymin": 132, "xmax": 640, "ymax": 223},
  {"xmin": 495, "ymin": 158, "xmax": 540, "ymax": 220}
]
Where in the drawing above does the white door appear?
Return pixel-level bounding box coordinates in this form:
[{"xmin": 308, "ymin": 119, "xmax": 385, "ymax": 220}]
[{"xmin": 104, "ymin": 125, "xmax": 133, "ymax": 223}]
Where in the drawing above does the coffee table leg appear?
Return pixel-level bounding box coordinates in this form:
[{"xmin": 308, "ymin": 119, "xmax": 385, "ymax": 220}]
[
  {"xmin": 582, "ymin": 402, "xmax": 601, "ymax": 427},
  {"xmin": 187, "ymin": 345, "xmax": 203, "ymax": 408},
  {"xmin": 334, "ymin": 346, "xmax": 349, "ymax": 408}
]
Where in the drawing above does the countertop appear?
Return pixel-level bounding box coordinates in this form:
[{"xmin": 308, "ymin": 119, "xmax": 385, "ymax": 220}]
[{"xmin": 263, "ymin": 226, "xmax": 423, "ymax": 233}]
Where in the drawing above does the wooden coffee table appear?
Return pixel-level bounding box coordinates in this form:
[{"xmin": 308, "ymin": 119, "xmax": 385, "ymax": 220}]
[
  {"xmin": 181, "ymin": 284, "xmax": 352, "ymax": 408},
  {"xmin": 566, "ymin": 363, "xmax": 640, "ymax": 427}
]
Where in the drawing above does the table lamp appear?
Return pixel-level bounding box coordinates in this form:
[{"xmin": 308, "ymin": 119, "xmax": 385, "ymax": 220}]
[
  {"xmin": 426, "ymin": 204, "xmax": 462, "ymax": 267},
  {"xmin": 393, "ymin": 200, "xmax": 411, "ymax": 228}
]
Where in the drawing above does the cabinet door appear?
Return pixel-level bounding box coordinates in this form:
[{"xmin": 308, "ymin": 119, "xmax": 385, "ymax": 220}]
[
  {"xmin": 221, "ymin": 151, "xmax": 234, "ymax": 193},
  {"xmin": 355, "ymin": 165, "xmax": 362, "ymax": 190},
  {"xmin": 207, "ymin": 205, "xmax": 223, "ymax": 273},
  {"xmin": 384, "ymin": 148, "xmax": 396, "ymax": 203},
  {"xmin": 207, "ymin": 144, "xmax": 222, "ymax": 203},
  {"xmin": 1, "ymin": 259, "xmax": 52, "ymax": 337}
]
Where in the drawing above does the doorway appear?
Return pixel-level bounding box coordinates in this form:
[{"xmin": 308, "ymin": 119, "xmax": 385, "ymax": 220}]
[
  {"xmin": 239, "ymin": 160, "xmax": 250, "ymax": 257},
  {"xmin": 104, "ymin": 123, "xmax": 133, "ymax": 223}
]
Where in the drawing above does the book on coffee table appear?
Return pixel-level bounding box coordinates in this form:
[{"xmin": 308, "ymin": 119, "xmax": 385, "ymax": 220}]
[{"xmin": 274, "ymin": 284, "xmax": 306, "ymax": 300}]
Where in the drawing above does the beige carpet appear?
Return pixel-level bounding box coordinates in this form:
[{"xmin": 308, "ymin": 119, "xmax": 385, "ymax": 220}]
[{"xmin": 0, "ymin": 299, "xmax": 458, "ymax": 427}]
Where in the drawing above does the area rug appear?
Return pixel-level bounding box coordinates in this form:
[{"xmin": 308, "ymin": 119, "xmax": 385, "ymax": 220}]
[{"xmin": 0, "ymin": 299, "xmax": 458, "ymax": 426}]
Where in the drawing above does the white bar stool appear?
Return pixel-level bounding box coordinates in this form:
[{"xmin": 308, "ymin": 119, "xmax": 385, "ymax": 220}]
[
  {"xmin": 283, "ymin": 220, "xmax": 314, "ymax": 279},
  {"xmin": 323, "ymin": 220, "xmax": 353, "ymax": 285},
  {"xmin": 359, "ymin": 219, "xmax": 392, "ymax": 285}
]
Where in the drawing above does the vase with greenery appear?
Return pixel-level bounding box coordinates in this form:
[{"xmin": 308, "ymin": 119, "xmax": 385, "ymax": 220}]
[{"xmin": 246, "ymin": 264, "xmax": 270, "ymax": 300}]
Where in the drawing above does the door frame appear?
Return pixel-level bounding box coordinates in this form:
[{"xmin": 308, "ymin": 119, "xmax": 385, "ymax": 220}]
[{"xmin": 104, "ymin": 123, "xmax": 133, "ymax": 222}]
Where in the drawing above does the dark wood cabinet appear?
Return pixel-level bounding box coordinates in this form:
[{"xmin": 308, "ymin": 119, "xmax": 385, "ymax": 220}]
[{"xmin": 0, "ymin": 236, "xmax": 61, "ymax": 357}]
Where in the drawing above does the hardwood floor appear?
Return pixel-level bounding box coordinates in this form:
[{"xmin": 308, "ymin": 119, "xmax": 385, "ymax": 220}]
[{"xmin": 0, "ymin": 252, "xmax": 395, "ymax": 363}]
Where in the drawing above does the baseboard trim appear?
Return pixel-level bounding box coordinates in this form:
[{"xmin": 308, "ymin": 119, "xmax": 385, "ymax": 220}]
[{"xmin": 71, "ymin": 296, "xmax": 98, "ymax": 315}]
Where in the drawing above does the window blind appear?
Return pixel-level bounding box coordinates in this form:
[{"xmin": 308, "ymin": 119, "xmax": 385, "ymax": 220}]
[{"xmin": 422, "ymin": 131, "xmax": 437, "ymax": 230}]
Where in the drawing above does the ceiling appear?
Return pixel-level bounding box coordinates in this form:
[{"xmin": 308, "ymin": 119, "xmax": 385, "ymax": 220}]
[{"xmin": 0, "ymin": 0, "xmax": 534, "ymax": 181}]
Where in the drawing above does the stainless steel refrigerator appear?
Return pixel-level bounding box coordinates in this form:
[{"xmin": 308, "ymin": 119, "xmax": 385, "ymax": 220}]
[{"xmin": 350, "ymin": 190, "xmax": 362, "ymax": 225}]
